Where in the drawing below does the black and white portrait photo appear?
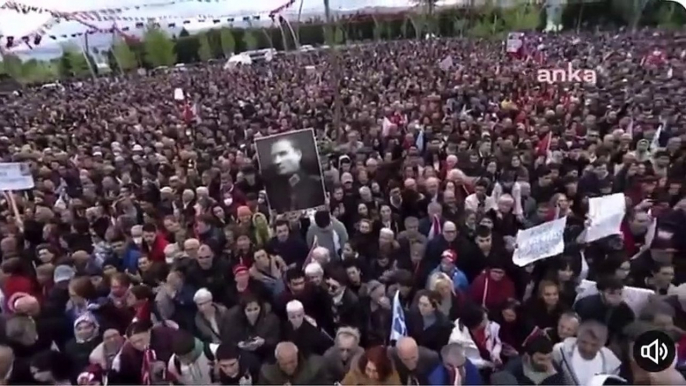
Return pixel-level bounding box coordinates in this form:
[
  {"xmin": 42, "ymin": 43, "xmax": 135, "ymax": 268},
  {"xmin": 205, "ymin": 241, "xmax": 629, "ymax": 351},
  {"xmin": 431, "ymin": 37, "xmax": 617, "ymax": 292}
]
[{"xmin": 255, "ymin": 129, "xmax": 326, "ymax": 213}]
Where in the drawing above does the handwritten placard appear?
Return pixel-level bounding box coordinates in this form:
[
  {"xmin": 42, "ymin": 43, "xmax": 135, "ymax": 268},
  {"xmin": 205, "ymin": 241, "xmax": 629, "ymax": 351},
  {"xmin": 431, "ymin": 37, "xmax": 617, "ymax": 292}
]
[
  {"xmin": 513, "ymin": 216, "xmax": 567, "ymax": 267},
  {"xmin": 0, "ymin": 162, "xmax": 34, "ymax": 190},
  {"xmin": 585, "ymin": 193, "xmax": 626, "ymax": 243}
]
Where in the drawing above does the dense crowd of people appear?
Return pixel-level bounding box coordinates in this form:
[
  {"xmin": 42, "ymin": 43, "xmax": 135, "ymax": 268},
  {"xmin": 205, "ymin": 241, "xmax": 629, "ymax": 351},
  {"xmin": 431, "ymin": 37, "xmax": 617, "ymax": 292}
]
[{"xmin": 0, "ymin": 27, "xmax": 685, "ymax": 385}]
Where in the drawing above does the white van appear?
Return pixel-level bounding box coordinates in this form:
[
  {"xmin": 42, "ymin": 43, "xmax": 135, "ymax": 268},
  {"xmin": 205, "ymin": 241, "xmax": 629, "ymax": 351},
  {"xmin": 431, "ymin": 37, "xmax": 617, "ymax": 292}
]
[
  {"xmin": 224, "ymin": 53, "xmax": 252, "ymax": 69},
  {"xmin": 245, "ymin": 48, "xmax": 277, "ymax": 62}
]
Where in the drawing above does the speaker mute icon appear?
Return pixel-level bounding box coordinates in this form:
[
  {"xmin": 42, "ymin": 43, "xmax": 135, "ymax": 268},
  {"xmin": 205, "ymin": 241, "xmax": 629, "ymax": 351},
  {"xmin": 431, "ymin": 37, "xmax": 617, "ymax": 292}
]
[{"xmin": 634, "ymin": 330, "xmax": 676, "ymax": 372}]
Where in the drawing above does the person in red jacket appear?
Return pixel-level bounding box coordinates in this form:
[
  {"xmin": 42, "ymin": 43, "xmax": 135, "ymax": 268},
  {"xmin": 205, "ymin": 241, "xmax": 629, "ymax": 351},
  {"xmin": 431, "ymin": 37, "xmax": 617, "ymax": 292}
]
[
  {"xmin": 1, "ymin": 257, "xmax": 39, "ymax": 313},
  {"xmin": 469, "ymin": 260, "xmax": 516, "ymax": 313},
  {"xmin": 141, "ymin": 223, "xmax": 169, "ymax": 263}
]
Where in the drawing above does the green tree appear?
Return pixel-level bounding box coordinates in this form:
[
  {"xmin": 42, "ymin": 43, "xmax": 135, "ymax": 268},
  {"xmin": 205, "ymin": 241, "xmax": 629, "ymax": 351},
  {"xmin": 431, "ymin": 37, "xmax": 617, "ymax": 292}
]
[
  {"xmin": 469, "ymin": 17, "xmax": 497, "ymax": 37},
  {"xmin": 20, "ymin": 59, "xmax": 58, "ymax": 83},
  {"xmin": 67, "ymin": 47, "xmax": 93, "ymax": 77},
  {"xmin": 143, "ymin": 28, "xmax": 177, "ymax": 67},
  {"xmin": 453, "ymin": 17, "xmax": 468, "ymax": 36},
  {"xmin": 0, "ymin": 53, "xmax": 23, "ymax": 80},
  {"xmin": 502, "ymin": 2, "xmax": 541, "ymax": 31},
  {"xmin": 197, "ymin": 33, "xmax": 213, "ymax": 61},
  {"xmin": 175, "ymin": 36, "xmax": 200, "ymax": 63},
  {"xmin": 373, "ymin": 16, "xmax": 383, "ymax": 41},
  {"xmin": 219, "ymin": 28, "xmax": 236, "ymax": 56},
  {"xmin": 413, "ymin": 0, "xmax": 438, "ymax": 35},
  {"xmin": 611, "ymin": 0, "xmax": 650, "ymax": 30},
  {"xmin": 401, "ymin": 17, "xmax": 411, "ymax": 38},
  {"xmin": 58, "ymin": 52, "xmax": 72, "ymax": 78},
  {"xmin": 57, "ymin": 45, "xmax": 90, "ymax": 78},
  {"xmin": 260, "ymin": 29, "xmax": 274, "ymax": 48},
  {"xmin": 656, "ymin": 1, "xmax": 680, "ymax": 29},
  {"xmin": 112, "ymin": 40, "xmax": 138, "ymax": 71},
  {"xmin": 242, "ymin": 29, "xmax": 258, "ymax": 50},
  {"xmin": 408, "ymin": 14, "xmax": 426, "ymax": 39},
  {"xmin": 334, "ymin": 25, "xmax": 345, "ymax": 44}
]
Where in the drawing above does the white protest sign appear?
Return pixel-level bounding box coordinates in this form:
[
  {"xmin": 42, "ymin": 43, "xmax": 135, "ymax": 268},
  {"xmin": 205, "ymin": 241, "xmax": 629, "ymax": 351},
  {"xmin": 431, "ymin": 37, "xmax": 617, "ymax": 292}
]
[
  {"xmin": 512, "ymin": 216, "xmax": 567, "ymax": 267},
  {"xmin": 438, "ymin": 56, "xmax": 453, "ymax": 71},
  {"xmin": 585, "ymin": 193, "xmax": 626, "ymax": 242},
  {"xmin": 575, "ymin": 279, "xmax": 654, "ymax": 315},
  {"xmin": 631, "ymin": 215, "xmax": 656, "ymax": 260},
  {"xmin": 506, "ymin": 32, "xmax": 524, "ymax": 53},
  {"xmin": 173, "ymin": 88, "xmax": 185, "ymax": 101},
  {"xmin": 0, "ymin": 163, "xmax": 35, "ymax": 190}
]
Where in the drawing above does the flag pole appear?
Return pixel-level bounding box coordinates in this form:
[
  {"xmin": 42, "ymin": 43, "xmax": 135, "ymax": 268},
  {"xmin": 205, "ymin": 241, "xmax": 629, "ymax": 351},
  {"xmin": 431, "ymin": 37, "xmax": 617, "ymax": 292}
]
[{"xmin": 82, "ymin": 33, "xmax": 96, "ymax": 80}]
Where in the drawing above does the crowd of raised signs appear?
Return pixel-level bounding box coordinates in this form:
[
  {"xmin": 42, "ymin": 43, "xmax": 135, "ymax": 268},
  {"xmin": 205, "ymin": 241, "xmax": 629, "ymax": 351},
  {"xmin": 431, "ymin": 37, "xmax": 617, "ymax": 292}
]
[{"xmin": 0, "ymin": 28, "xmax": 685, "ymax": 386}]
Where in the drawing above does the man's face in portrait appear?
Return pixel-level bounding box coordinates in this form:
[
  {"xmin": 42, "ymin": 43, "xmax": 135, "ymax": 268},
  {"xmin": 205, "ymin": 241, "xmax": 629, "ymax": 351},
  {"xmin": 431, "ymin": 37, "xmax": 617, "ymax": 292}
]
[{"xmin": 271, "ymin": 139, "xmax": 302, "ymax": 175}]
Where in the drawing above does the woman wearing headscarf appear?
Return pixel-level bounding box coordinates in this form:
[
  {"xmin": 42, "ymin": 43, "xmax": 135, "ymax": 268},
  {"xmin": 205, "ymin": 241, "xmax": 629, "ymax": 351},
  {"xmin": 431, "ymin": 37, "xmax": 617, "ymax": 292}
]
[{"xmin": 64, "ymin": 313, "xmax": 102, "ymax": 381}]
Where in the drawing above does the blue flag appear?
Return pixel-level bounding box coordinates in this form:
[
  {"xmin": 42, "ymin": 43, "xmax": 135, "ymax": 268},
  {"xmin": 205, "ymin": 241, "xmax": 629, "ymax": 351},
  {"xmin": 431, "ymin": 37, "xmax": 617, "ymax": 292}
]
[{"xmin": 390, "ymin": 290, "xmax": 407, "ymax": 342}]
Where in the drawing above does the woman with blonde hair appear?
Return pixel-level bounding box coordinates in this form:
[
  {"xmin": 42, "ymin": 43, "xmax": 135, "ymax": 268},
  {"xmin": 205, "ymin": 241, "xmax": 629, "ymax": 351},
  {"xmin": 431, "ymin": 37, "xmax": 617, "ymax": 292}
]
[{"xmin": 427, "ymin": 272, "xmax": 467, "ymax": 320}]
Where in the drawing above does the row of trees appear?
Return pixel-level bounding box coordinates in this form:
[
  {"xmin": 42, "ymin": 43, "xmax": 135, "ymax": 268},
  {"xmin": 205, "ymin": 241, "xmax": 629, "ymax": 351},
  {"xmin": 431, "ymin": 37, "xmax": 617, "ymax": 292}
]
[{"xmin": 0, "ymin": 0, "xmax": 684, "ymax": 83}]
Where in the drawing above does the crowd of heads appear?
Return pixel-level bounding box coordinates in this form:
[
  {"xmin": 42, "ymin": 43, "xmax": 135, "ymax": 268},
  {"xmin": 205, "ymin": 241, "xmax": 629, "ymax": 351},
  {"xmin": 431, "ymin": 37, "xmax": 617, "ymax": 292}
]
[{"xmin": 0, "ymin": 26, "xmax": 684, "ymax": 385}]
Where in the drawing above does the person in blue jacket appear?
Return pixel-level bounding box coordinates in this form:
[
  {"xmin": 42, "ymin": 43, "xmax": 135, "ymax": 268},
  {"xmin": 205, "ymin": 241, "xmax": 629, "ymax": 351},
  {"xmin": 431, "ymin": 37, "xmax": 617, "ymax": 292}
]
[{"xmin": 428, "ymin": 342, "xmax": 482, "ymax": 385}]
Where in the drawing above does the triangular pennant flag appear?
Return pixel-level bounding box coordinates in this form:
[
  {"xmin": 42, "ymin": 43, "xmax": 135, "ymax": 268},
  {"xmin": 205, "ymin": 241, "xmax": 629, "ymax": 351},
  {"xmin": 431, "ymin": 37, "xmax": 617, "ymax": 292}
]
[{"xmin": 438, "ymin": 55, "xmax": 453, "ymax": 71}]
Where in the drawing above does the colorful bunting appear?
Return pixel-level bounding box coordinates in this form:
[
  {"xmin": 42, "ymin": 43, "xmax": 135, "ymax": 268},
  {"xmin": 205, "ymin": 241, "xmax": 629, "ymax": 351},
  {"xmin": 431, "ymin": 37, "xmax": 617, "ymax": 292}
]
[{"xmin": 268, "ymin": 0, "xmax": 296, "ymax": 19}]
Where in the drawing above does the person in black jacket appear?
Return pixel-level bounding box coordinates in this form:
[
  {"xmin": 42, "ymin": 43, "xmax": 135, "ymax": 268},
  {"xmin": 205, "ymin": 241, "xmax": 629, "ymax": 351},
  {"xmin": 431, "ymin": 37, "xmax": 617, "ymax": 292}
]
[
  {"xmin": 282, "ymin": 299, "xmax": 334, "ymax": 357},
  {"xmin": 503, "ymin": 335, "xmax": 567, "ymax": 385},
  {"xmin": 0, "ymin": 345, "xmax": 34, "ymax": 385},
  {"xmin": 265, "ymin": 220, "xmax": 310, "ymax": 269},
  {"xmin": 186, "ymin": 244, "xmax": 232, "ymax": 305},
  {"xmin": 407, "ymin": 290, "xmax": 453, "ymax": 353},
  {"xmin": 574, "ymin": 276, "xmax": 635, "ymax": 342},
  {"xmin": 214, "ymin": 343, "xmax": 261, "ymax": 385},
  {"xmin": 324, "ymin": 266, "xmax": 363, "ymax": 334}
]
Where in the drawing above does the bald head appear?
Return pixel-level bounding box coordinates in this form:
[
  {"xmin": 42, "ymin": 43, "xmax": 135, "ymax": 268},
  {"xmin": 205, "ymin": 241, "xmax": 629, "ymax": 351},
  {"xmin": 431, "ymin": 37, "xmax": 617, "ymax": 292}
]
[
  {"xmin": 397, "ymin": 337, "xmax": 418, "ymax": 352},
  {"xmin": 184, "ymin": 238, "xmax": 200, "ymax": 250},
  {"xmin": 396, "ymin": 337, "xmax": 419, "ymax": 370}
]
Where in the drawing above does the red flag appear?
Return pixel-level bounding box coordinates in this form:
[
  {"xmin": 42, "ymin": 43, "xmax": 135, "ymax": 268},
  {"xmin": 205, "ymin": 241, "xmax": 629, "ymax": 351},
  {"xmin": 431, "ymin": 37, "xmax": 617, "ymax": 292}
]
[
  {"xmin": 182, "ymin": 102, "xmax": 194, "ymax": 123},
  {"xmin": 302, "ymin": 236, "xmax": 318, "ymax": 269},
  {"xmin": 536, "ymin": 132, "xmax": 552, "ymax": 158}
]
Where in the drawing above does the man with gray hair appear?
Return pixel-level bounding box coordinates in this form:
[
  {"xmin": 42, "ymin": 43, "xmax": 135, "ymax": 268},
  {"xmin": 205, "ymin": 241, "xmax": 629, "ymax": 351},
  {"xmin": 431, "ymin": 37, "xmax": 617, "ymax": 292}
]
[
  {"xmin": 427, "ymin": 342, "xmax": 482, "ymax": 385},
  {"xmin": 552, "ymin": 320, "xmax": 621, "ymax": 385},
  {"xmin": 323, "ymin": 326, "xmax": 364, "ymax": 382},
  {"xmin": 259, "ymin": 341, "xmax": 332, "ymax": 384},
  {"xmin": 312, "ymin": 246, "xmax": 330, "ymax": 265},
  {"xmin": 420, "ymin": 202, "xmax": 445, "ymax": 239}
]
